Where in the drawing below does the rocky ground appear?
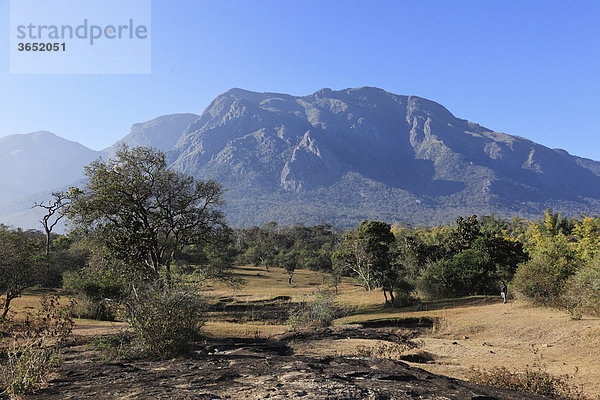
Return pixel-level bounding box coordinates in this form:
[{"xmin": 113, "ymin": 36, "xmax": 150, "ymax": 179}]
[{"xmin": 25, "ymin": 328, "xmax": 549, "ymax": 400}]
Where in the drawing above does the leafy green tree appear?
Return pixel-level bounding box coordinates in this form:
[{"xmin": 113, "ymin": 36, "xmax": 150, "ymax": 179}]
[
  {"xmin": 0, "ymin": 227, "xmax": 43, "ymax": 319},
  {"xmin": 415, "ymin": 215, "xmax": 527, "ymax": 299},
  {"xmin": 67, "ymin": 146, "xmax": 227, "ymax": 286},
  {"xmin": 333, "ymin": 220, "xmax": 395, "ymax": 301},
  {"xmin": 277, "ymin": 250, "xmax": 298, "ymax": 284},
  {"xmin": 513, "ymin": 231, "xmax": 578, "ymax": 305},
  {"xmin": 562, "ymin": 255, "xmax": 600, "ymax": 317},
  {"xmin": 449, "ymin": 215, "xmax": 481, "ymax": 252},
  {"xmin": 418, "ymin": 249, "xmax": 496, "ymax": 299},
  {"xmin": 472, "ymin": 235, "xmax": 528, "ymax": 282},
  {"xmin": 572, "ymin": 215, "xmax": 600, "ymax": 263}
]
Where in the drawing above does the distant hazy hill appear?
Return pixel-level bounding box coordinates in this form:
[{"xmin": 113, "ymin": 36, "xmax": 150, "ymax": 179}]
[
  {"xmin": 0, "ymin": 131, "xmax": 100, "ymax": 203},
  {"xmin": 2, "ymin": 88, "xmax": 600, "ymax": 230},
  {"xmin": 103, "ymin": 113, "xmax": 199, "ymax": 157}
]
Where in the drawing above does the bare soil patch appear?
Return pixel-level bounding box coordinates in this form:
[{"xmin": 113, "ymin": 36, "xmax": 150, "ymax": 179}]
[{"xmin": 23, "ymin": 330, "xmax": 549, "ymax": 400}]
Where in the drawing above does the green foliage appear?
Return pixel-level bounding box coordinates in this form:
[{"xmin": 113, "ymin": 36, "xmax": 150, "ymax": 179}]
[
  {"xmin": 571, "ymin": 216, "xmax": 600, "ymax": 264},
  {"xmin": 125, "ymin": 282, "xmax": 205, "ymax": 358},
  {"xmin": 418, "ymin": 249, "xmax": 495, "ymax": 299},
  {"xmin": 562, "ymin": 256, "xmax": 600, "ymax": 318},
  {"xmin": 415, "ymin": 215, "xmax": 527, "ymax": 299},
  {"xmin": 236, "ymin": 223, "xmax": 339, "ymax": 273},
  {"xmin": 87, "ymin": 333, "xmax": 132, "ymax": 362},
  {"xmin": 513, "ymin": 251, "xmax": 578, "ymax": 306},
  {"xmin": 67, "ymin": 145, "xmax": 227, "ymax": 286},
  {"xmin": 514, "ymin": 225, "xmax": 579, "ymax": 306},
  {"xmin": 286, "ymin": 289, "xmax": 340, "ymax": 329},
  {"xmin": 63, "ymin": 268, "xmax": 126, "ymax": 321},
  {"xmin": 333, "ymin": 220, "xmax": 395, "ymax": 294},
  {"xmin": 0, "ymin": 227, "xmax": 43, "ymax": 319},
  {"xmin": 61, "ymin": 237, "xmax": 128, "ymax": 321}
]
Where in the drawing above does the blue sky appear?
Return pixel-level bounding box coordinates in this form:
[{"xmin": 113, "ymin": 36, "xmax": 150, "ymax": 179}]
[{"xmin": 0, "ymin": 0, "xmax": 599, "ymax": 160}]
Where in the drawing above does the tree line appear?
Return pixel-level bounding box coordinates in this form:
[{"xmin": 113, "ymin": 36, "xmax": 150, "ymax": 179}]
[{"xmin": 2, "ymin": 146, "xmax": 600, "ymax": 332}]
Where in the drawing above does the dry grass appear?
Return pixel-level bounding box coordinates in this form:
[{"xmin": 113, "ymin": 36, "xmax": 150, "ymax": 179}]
[
  {"xmin": 8, "ymin": 266, "xmax": 600, "ymax": 398},
  {"xmin": 207, "ymin": 266, "xmax": 600, "ymax": 397},
  {"xmin": 202, "ymin": 321, "xmax": 288, "ymax": 339}
]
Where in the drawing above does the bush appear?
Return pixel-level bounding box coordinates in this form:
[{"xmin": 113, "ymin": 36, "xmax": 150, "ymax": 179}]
[
  {"xmin": 88, "ymin": 333, "xmax": 132, "ymax": 362},
  {"xmin": 418, "ymin": 249, "xmax": 497, "ymax": 299},
  {"xmin": 512, "ymin": 252, "xmax": 578, "ymax": 306},
  {"xmin": 562, "ymin": 257, "xmax": 600, "ymax": 318},
  {"xmin": 125, "ymin": 282, "xmax": 205, "ymax": 358},
  {"xmin": 0, "ymin": 295, "xmax": 75, "ymax": 397},
  {"xmin": 287, "ymin": 289, "xmax": 340, "ymax": 329},
  {"xmin": 62, "ymin": 263, "xmax": 127, "ymax": 321},
  {"xmin": 470, "ymin": 366, "xmax": 590, "ymax": 400}
]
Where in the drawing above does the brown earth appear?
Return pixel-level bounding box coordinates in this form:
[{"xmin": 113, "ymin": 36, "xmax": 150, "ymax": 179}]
[
  {"xmin": 24, "ymin": 328, "xmax": 549, "ymax": 400},
  {"xmin": 6, "ymin": 267, "xmax": 599, "ymax": 399}
]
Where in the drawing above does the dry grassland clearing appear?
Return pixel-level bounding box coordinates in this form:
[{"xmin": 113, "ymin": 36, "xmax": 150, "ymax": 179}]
[
  {"xmin": 207, "ymin": 265, "xmax": 600, "ymax": 397},
  {"xmin": 8, "ymin": 264, "xmax": 600, "ymax": 398}
]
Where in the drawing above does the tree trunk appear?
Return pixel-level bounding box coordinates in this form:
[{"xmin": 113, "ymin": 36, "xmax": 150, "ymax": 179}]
[
  {"xmin": 45, "ymin": 231, "xmax": 50, "ymax": 257},
  {"xmin": 2, "ymin": 294, "xmax": 15, "ymax": 319}
]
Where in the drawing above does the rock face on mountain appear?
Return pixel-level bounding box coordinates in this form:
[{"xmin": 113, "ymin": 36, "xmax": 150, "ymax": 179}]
[
  {"xmin": 2, "ymin": 87, "xmax": 600, "ymax": 229},
  {"xmin": 167, "ymin": 87, "xmax": 600, "ymax": 226},
  {"xmin": 103, "ymin": 113, "xmax": 199, "ymax": 157}
]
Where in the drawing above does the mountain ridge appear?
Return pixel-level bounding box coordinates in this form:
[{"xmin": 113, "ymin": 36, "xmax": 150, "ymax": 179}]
[{"xmin": 2, "ymin": 87, "xmax": 600, "ymax": 229}]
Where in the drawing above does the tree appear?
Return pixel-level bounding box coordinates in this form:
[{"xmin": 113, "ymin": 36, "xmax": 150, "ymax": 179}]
[
  {"xmin": 33, "ymin": 191, "xmax": 69, "ymax": 257},
  {"xmin": 572, "ymin": 215, "xmax": 600, "ymax": 263},
  {"xmin": 0, "ymin": 227, "xmax": 42, "ymax": 319},
  {"xmin": 333, "ymin": 220, "xmax": 395, "ymax": 301},
  {"xmin": 67, "ymin": 146, "xmax": 227, "ymax": 286},
  {"xmin": 513, "ymin": 228, "xmax": 578, "ymax": 305}
]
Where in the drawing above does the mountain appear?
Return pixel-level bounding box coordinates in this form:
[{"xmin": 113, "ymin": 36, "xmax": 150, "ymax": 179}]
[
  {"xmin": 0, "ymin": 131, "xmax": 101, "ymax": 203},
  {"xmin": 103, "ymin": 113, "xmax": 199, "ymax": 157},
  {"xmin": 2, "ymin": 88, "xmax": 600, "ymax": 230},
  {"xmin": 168, "ymin": 87, "xmax": 600, "ymax": 226},
  {"xmin": 0, "ymin": 114, "xmax": 200, "ymax": 231}
]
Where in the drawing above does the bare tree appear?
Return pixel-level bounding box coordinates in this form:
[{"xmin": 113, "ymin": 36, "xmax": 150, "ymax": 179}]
[{"xmin": 33, "ymin": 191, "xmax": 69, "ymax": 257}]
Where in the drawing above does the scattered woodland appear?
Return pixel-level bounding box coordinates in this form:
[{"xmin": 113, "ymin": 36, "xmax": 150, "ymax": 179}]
[{"xmin": 2, "ymin": 146, "xmax": 600, "ymax": 398}]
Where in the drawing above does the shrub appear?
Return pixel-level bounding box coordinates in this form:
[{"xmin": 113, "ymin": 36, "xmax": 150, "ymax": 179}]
[
  {"xmin": 287, "ymin": 289, "xmax": 340, "ymax": 329},
  {"xmin": 125, "ymin": 282, "xmax": 205, "ymax": 358},
  {"xmin": 62, "ymin": 264, "xmax": 127, "ymax": 321},
  {"xmin": 512, "ymin": 252, "xmax": 578, "ymax": 306},
  {"xmin": 0, "ymin": 295, "xmax": 75, "ymax": 397},
  {"xmin": 562, "ymin": 257, "xmax": 600, "ymax": 318},
  {"xmin": 470, "ymin": 366, "xmax": 590, "ymax": 400},
  {"xmin": 418, "ymin": 249, "xmax": 497, "ymax": 299},
  {"xmin": 88, "ymin": 332, "xmax": 132, "ymax": 362}
]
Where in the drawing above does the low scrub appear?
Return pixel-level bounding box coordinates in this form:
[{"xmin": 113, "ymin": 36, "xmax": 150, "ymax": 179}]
[
  {"xmin": 287, "ymin": 289, "xmax": 346, "ymax": 329},
  {"xmin": 0, "ymin": 295, "xmax": 75, "ymax": 398},
  {"xmin": 561, "ymin": 258, "xmax": 600, "ymax": 319},
  {"xmin": 125, "ymin": 282, "xmax": 205, "ymax": 358},
  {"xmin": 62, "ymin": 267, "xmax": 127, "ymax": 321},
  {"xmin": 88, "ymin": 333, "xmax": 132, "ymax": 362},
  {"xmin": 470, "ymin": 366, "xmax": 590, "ymax": 400},
  {"xmin": 356, "ymin": 341, "xmax": 420, "ymax": 360}
]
